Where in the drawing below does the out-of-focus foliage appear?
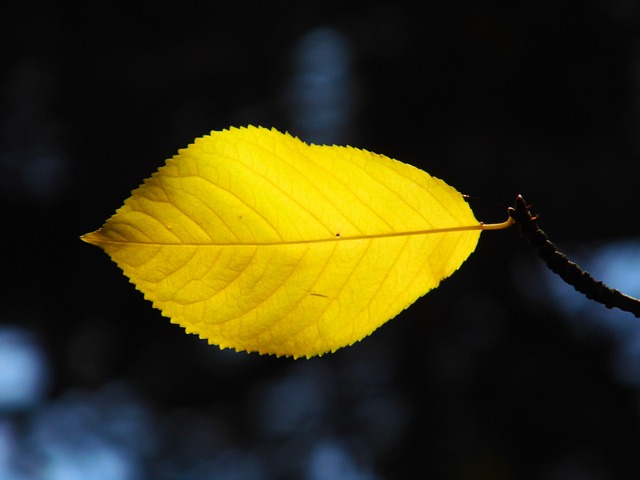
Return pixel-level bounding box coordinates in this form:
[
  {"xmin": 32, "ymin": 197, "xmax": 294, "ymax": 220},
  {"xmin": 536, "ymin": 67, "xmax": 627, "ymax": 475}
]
[{"xmin": 3, "ymin": 1, "xmax": 640, "ymax": 478}]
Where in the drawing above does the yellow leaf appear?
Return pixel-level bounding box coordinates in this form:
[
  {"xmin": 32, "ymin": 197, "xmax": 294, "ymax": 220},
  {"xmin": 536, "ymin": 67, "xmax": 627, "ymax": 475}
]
[{"xmin": 82, "ymin": 126, "xmax": 485, "ymax": 358}]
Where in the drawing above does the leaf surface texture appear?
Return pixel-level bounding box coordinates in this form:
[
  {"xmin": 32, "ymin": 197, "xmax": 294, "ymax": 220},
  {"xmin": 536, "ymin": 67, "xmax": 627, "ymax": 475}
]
[{"xmin": 83, "ymin": 126, "xmax": 481, "ymax": 357}]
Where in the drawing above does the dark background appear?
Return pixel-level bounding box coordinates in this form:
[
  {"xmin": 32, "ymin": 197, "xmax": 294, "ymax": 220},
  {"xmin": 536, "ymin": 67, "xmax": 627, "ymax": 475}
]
[{"xmin": 2, "ymin": 1, "xmax": 640, "ymax": 479}]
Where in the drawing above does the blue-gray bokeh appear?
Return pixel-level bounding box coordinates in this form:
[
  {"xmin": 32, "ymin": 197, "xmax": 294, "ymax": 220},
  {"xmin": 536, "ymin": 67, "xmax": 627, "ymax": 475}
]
[{"xmin": 3, "ymin": 2, "xmax": 640, "ymax": 478}]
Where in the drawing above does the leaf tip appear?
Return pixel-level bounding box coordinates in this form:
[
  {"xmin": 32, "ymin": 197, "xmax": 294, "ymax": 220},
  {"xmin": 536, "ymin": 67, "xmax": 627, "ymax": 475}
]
[{"xmin": 80, "ymin": 230, "xmax": 105, "ymax": 247}]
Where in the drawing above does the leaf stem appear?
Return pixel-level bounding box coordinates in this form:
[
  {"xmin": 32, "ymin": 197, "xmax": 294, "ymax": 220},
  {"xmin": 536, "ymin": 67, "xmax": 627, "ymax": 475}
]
[{"xmin": 480, "ymin": 217, "xmax": 515, "ymax": 231}]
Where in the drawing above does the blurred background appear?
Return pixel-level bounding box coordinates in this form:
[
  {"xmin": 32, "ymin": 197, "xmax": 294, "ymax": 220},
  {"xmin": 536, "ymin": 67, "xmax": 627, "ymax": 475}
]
[{"xmin": 2, "ymin": 1, "xmax": 640, "ymax": 478}]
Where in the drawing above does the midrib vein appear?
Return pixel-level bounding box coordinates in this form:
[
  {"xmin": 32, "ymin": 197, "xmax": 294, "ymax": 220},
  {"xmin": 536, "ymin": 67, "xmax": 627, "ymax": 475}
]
[{"xmin": 84, "ymin": 224, "xmax": 482, "ymax": 247}]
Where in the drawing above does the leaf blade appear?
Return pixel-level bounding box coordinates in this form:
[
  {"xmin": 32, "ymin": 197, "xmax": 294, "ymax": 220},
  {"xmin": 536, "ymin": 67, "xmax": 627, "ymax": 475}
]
[{"xmin": 83, "ymin": 126, "xmax": 481, "ymax": 357}]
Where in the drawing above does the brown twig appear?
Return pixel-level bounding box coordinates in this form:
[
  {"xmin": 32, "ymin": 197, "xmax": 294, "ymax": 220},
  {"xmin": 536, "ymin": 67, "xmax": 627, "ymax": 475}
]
[{"xmin": 508, "ymin": 195, "xmax": 640, "ymax": 318}]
